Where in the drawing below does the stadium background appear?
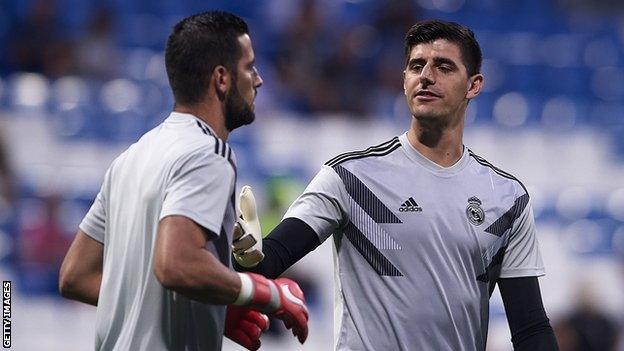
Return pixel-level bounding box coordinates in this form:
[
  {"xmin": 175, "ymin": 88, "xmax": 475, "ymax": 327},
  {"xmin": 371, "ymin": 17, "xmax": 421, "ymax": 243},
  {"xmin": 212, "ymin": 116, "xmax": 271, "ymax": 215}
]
[{"xmin": 0, "ymin": 0, "xmax": 623, "ymax": 349}]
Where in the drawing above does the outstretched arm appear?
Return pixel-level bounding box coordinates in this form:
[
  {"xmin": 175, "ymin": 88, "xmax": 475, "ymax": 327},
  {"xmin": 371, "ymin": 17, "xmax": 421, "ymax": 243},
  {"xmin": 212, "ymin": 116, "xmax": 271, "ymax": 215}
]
[
  {"xmin": 498, "ymin": 277, "xmax": 559, "ymax": 351},
  {"xmin": 233, "ymin": 166, "xmax": 349, "ymax": 277},
  {"xmin": 234, "ymin": 217, "xmax": 321, "ymax": 278}
]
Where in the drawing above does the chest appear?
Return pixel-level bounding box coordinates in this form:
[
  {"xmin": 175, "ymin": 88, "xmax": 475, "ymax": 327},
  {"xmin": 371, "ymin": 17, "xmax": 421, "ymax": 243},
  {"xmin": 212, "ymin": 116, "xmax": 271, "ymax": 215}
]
[{"xmin": 352, "ymin": 170, "xmax": 513, "ymax": 259}]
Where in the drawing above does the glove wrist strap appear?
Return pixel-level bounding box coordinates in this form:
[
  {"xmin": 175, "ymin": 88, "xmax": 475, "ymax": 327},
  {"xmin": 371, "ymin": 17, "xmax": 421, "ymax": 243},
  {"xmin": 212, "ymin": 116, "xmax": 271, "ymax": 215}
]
[
  {"xmin": 234, "ymin": 273, "xmax": 281, "ymax": 313},
  {"xmin": 233, "ymin": 272, "xmax": 254, "ymax": 306}
]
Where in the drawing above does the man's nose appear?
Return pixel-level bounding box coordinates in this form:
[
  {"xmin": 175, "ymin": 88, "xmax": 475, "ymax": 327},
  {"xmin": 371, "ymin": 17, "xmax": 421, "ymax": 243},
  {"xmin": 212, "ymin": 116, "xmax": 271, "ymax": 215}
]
[
  {"xmin": 254, "ymin": 67, "xmax": 263, "ymax": 88},
  {"xmin": 419, "ymin": 64, "xmax": 435, "ymax": 85}
]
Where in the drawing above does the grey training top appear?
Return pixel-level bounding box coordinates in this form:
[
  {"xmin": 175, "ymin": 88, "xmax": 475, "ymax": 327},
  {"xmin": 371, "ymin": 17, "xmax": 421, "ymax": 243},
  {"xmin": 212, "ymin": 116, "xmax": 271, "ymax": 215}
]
[
  {"xmin": 284, "ymin": 132, "xmax": 544, "ymax": 351},
  {"xmin": 80, "ymin": 112, "xmax": 237, "ymax": 351}
]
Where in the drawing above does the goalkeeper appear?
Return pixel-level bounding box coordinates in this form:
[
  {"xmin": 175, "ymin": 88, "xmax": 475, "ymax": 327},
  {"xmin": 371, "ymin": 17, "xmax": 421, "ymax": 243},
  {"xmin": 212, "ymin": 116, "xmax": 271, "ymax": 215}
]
[
  {"xmin": 59, "ymin": 11, "xmax": 308, "ymax": 351},
  {"xmin": 233, "ymin": 20, "xmax": 558, "ymax": 351}
]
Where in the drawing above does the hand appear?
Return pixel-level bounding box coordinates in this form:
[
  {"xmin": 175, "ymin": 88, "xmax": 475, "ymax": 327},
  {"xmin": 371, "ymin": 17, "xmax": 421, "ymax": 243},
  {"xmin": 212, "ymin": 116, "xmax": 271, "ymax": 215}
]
[
  {"xmin": 273, "ymin": 278, "xmax": 309, "ymax": 344},
  {"xmin": 235, "ymin": 273, "xmax": 309, "ymax": 344},
  {"xmin": 224, "ymin": 305, "xmax": 269, "ymax": 351},
  {"xmin": 233, "ymin": 186, "xmax": 265, "ymax": 268}
]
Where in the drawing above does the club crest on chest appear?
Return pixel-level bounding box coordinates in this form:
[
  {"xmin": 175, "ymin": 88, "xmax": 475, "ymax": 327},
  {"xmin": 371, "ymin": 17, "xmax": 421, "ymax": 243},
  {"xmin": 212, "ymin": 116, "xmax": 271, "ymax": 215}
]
[{"xmin": 466, "ymin": 196, "xmax": 485, "ymax": 226}]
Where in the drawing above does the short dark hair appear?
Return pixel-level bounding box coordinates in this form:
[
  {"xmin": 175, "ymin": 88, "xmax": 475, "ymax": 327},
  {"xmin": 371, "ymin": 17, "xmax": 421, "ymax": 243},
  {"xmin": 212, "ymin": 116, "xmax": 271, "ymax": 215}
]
[
  {"xmin": 165, "ymin": 11, "xmax": 249, "ymax": 105},
  {"xmin": 404, "ymin": 20, "xmax": 482, "ymax": 77}
]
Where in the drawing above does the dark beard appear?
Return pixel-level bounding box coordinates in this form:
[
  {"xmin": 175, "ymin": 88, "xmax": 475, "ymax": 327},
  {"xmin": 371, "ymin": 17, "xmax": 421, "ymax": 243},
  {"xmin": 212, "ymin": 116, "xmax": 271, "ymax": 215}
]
[
  {"xmin": 224, "ymin": 83, "xmax": 255, "ymax": 131},
  {"xmin": 414, "ymin": 114, "xmax": 447, "ymax": 147}
]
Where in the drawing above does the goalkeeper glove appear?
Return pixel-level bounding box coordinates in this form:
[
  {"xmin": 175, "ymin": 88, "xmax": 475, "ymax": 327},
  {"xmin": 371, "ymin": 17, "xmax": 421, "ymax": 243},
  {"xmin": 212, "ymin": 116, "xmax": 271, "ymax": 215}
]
[
  {"xmin": 234, "ymin": 272, "xmax": 309, "ymax": 344},
  {"xmin": 232, "ymin": 185, "xmax": 265, "ymax": 268},
  {"xmin": 224, "ymin": 305, "xmax": 269, "ymax": 351}
]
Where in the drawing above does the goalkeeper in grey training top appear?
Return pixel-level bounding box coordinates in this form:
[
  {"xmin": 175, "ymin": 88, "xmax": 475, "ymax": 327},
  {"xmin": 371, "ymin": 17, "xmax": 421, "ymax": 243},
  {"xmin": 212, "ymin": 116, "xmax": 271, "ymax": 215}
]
[
  {"xmin": 233, "ymin": 20, "xmax": 559, "ymax": 351},
  {"xmin": 59, "ymin": 11, "xmax": 309, "ymax": 351}
]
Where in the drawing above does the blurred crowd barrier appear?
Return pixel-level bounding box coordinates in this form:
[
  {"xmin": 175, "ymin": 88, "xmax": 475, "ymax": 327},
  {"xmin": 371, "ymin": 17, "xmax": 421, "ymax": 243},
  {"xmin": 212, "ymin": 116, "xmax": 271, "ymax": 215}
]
[{"xmin": 0, "ymin": 0, "xmax": 623, "ymax": 350}]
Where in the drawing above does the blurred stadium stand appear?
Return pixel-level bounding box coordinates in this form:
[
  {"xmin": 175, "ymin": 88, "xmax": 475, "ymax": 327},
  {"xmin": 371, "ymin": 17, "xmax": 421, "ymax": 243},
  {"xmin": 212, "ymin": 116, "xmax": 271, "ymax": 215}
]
[{"xmin": 1, "ymin": 0, "xmax": 623, "ymax": 350}]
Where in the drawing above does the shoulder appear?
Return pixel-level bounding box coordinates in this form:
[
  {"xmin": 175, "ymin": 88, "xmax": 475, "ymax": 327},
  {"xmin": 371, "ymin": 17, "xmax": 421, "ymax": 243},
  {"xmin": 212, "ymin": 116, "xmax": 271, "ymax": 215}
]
[
  {"xmin": 175, "ymin": 144, "xmax": 236, "ymax": 178},
  {"xmin": 169, "ymin": 121, "xmax": 236, "ymax": 172},
  {"xmin": 324, "ymin": 136, "xmax": 401, "ymax": 168},
  {"xmin": 467, "ymin": 148, "xmax": 528, "ymax": 197},
  {"xmin": 192, "ymin": 121, "xmax": 233, "ymax": 160},
  {"xmin": 180, "ymin": 120, "xmax": 234, "ymax": 163}
]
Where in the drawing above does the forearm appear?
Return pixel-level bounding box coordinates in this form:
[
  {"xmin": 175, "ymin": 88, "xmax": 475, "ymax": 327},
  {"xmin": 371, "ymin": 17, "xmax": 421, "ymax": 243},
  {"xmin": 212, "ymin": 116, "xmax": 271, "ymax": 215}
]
[
  {"xmin": 498, "ymin": 277, "xmax": 559, "ymax": 351},
  {"xmin": 159, "ymin": 247, "xmax": 241, "ymax": 305},
  {"xmin": 59, "ymin": 272, "xmax": 101, "ymax": 306},
  {"xmin": 234, "ymin": 218, "xmax": 321, "ymax": 278},
  {"xmin": 237, "ymin": 237, "xmax": 293, "ymax": 278},
  {"xmin": 512, "ymin": 322, "xmax": 558, "ymax": 351}
]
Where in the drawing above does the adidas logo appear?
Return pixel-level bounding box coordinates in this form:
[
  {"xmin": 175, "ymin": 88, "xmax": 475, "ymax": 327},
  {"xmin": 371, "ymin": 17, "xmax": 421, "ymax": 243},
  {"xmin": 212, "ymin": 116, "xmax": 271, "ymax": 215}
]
[{"xmin": 399, "ymin": 197, "xmax": 422, "ymax": 212}]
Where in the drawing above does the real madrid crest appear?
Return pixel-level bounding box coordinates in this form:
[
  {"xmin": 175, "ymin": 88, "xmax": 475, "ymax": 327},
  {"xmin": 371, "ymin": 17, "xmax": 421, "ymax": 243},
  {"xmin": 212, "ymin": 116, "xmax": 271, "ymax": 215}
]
[{"xmin": 466, "ymin": 196, "xmax": 485, "ymax": 226}]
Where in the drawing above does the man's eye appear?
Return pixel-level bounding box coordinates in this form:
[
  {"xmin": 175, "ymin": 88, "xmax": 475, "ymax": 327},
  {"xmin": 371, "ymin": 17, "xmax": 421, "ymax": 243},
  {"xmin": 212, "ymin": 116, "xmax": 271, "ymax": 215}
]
[{"xmin": 439, "ymin": 66, "xmax": 452, "ymax": 72}]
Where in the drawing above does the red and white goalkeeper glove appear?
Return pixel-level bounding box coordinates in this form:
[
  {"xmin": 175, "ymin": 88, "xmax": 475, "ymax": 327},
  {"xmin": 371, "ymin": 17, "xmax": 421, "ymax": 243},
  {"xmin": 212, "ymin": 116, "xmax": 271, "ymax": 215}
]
[
  {"xmin": 224, "ymin": 305, "xmax": 269, "ymax": 351},
  {"xmin": 234, "ymin": 272, "xmax": 309, "ymax": 344}
]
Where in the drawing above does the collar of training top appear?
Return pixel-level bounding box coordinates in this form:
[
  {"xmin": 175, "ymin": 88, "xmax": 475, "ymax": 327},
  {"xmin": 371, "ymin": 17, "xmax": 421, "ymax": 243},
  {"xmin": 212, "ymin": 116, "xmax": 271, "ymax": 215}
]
[
  {"xmin": 168, "ymin": 111, "xmax": 219, "ymax": 137},
  {"xmin": 399, "ymin": 132, "xmax": 470, "ymax": 177}
]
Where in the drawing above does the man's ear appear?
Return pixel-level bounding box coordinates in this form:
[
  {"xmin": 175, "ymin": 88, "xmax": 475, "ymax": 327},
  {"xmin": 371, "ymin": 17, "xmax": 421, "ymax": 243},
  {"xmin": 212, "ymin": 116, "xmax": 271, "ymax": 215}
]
[
  {"xmin": 466, "ymin": 73, "xmax": 484, "ymax": 100},
  {"xmin": 213, "ymin": 65, "xmax": 231, "ymax": 100}
]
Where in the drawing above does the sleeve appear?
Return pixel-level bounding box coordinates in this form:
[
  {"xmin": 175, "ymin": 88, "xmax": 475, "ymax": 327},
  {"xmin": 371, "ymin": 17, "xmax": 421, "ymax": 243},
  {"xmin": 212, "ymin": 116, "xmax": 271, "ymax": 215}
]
[
  {"xmin": 499, "ymin": 197, "xmax": 545, "ymax": 278},
  {"xmin": 79, "ymin": 168, "xmax": 111, "ymax": 244},
  {"xmin": 283, "ymin": 165, "xmax": 350, "ymax": 243},
  {"xmin": 234, "ymin": 218, "xmax": 321, "ymax": 278},
  {"xmin": 498, "ymin": 277, "xmax": 558, "ymax": 351},
  {"xmin": 160, "ymin": 151, "xmax": 235, "ymax": 236}
]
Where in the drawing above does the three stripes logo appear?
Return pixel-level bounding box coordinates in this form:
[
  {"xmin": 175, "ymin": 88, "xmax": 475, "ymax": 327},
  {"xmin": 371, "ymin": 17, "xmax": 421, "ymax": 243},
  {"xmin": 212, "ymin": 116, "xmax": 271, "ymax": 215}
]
[{"xmin": 399, "ymin": 197, "xmax": 422, "ymax": 212}]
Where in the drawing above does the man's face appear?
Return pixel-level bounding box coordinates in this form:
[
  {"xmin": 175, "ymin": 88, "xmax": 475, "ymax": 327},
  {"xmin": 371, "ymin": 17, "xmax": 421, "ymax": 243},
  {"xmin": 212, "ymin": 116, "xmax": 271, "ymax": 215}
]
[
  {"xmin": 225, "ymin": 34, "xmax": 263, "ymax": 131},
  {"xmin": 403, "ymin": 39, "xmax": 481, "ymax": 126}
]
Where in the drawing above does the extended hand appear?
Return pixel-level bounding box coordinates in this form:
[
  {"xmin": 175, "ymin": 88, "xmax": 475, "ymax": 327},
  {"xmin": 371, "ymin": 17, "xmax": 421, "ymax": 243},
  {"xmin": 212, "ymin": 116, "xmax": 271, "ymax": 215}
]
[{"xmin": 232, "ymin": 186, "xmax": 265, "ymax": 268}]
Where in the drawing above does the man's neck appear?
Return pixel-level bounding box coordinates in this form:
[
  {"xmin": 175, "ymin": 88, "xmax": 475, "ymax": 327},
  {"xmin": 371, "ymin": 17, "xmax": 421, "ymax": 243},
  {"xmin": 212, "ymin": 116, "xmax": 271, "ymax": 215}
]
[
  {"xmin": 174, "ymin": 102, "xmax": 229, "ymax": 140},
  {"xmin": 406, "ymin": 117, "xmax": 464, "ymax": 168}
]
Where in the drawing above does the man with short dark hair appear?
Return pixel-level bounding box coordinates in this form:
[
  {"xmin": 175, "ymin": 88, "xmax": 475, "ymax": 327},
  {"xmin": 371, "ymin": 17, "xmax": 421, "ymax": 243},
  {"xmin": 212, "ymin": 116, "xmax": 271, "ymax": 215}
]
[
  {"xmin": 234, "ymin": 20, "xmax": 559, "ymax": 350},
  {"xmin": 59, "ymin": 11, "xmax": 309, "ymax": 351}
]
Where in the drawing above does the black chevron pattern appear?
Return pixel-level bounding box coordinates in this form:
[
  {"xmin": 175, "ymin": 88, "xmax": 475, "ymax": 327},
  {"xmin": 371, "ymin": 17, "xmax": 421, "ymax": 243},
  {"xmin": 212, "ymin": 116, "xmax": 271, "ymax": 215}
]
[
  {"xmin": 485, "ymin": 194, "xmax": 529, "ymax": 237},
  {"xmin": 332, "ymin": 165, "xmax": 403, "ymax": 276},
  {"xmin": 344, "ymin": 222, "xmax": 403, "ymax": 276},
  {"xmin": 333, "ymin": 165, "xmax": 402, "ymax": 224},
  {"xmin": 477, "ymin": 245, "xmax": 506, "ymax": 296}
]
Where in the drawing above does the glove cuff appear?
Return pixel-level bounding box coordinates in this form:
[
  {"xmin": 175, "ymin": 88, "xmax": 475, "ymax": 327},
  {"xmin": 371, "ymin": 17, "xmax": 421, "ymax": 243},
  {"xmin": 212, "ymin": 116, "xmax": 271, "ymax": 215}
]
[{"xmin": 234, "ymin": 273, "xmax": 281, "ymax": 313}]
